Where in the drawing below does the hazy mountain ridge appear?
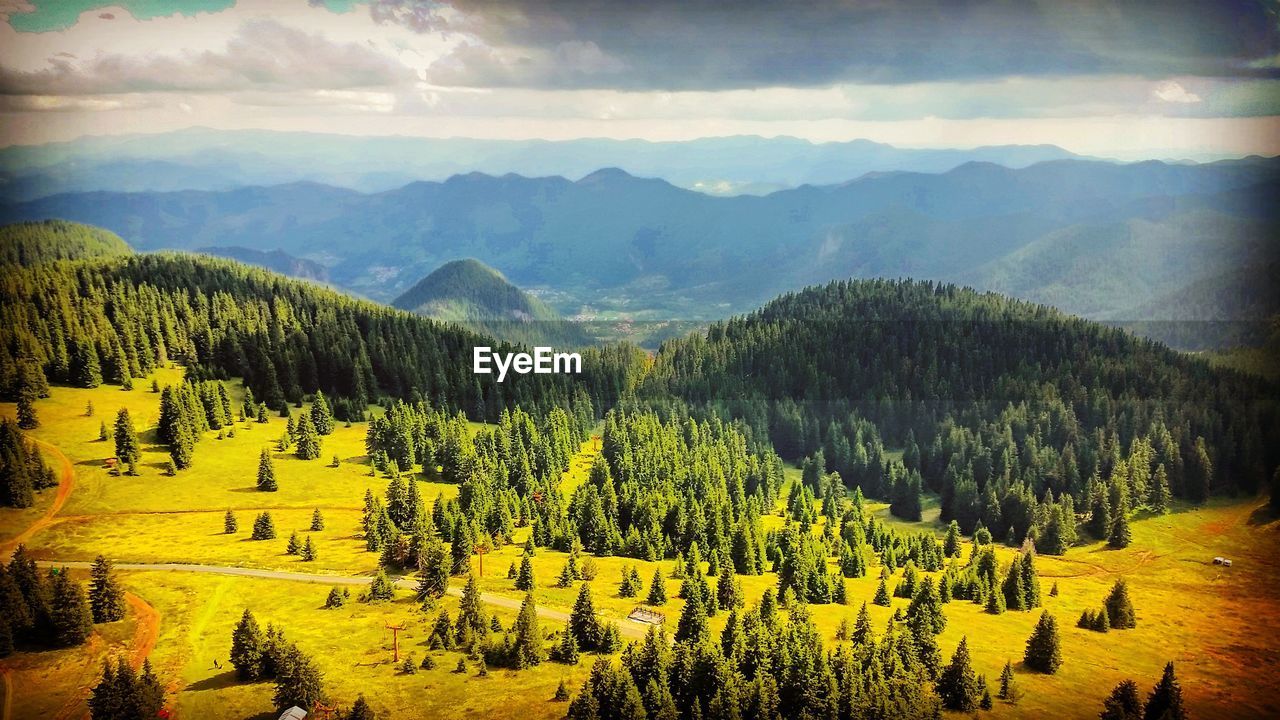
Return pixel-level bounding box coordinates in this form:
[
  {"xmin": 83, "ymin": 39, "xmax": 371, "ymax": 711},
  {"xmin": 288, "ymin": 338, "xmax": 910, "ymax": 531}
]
[
  {"xmin": 196, "ymin": 246, "xmax": 330, "ymax": 283},
  {"xmin": 0, "ymin": 128, "xmax": 1085, "ymax": 201},
  {"xmin": 2, "ymin": 156, "xmax": 1276, "ymax": 348}
]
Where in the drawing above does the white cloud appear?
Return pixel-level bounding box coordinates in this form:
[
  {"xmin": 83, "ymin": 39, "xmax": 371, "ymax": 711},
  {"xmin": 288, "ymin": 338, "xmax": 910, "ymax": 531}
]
[{"xmin": 1153, "ymin": 80, "xmax": 1202, "ymax": 104}]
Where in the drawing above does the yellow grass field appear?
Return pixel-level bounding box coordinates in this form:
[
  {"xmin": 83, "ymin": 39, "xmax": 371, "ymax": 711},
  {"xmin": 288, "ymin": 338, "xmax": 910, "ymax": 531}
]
[{"xmin": 2, "ymin": 372, "xmax": 1279, "ymax": 719}]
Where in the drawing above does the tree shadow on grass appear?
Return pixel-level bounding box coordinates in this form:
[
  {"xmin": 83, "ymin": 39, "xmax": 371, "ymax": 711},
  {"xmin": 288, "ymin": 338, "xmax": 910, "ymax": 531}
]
[
  {"xmin": 1247, "ymin": 505, "xmax": 1278, "ymax": 526},
  {"xmin": 183, "ymin": 670, "xmax": 239, "ymax": 692}
]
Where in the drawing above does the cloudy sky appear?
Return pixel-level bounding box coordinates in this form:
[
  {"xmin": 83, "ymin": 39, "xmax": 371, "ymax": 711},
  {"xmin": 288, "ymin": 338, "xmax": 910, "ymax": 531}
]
[{"xmin": 0, "ymin": 0, "xmax": 1277, "ymax": 157}]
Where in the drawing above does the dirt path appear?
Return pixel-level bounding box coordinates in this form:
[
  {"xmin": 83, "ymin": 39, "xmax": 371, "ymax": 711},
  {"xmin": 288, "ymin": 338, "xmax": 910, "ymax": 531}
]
[
  {"xmin": 36, "ymin": 560, "xmax": 647, "ymax": 639},
  {"xmin": 1, "ymin": 668, "xmax": 12, "ymax": 720},
  {"xmin": 124, "ymin": 593, "xmax": 161, "ymax": 670},
  {"xmin": 1, "ymin": 437, "xmax": 76, "ymax": 559}
]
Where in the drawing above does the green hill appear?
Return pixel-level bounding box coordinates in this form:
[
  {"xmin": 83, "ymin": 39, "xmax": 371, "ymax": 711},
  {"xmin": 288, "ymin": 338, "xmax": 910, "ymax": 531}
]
[
  {"xmin": 0, "ymin": 219, "xmax": 131, "ymax": 264},
  {"xmin": 643, "ymin": 278, "xmax": 1275, "ymax": 531},
  {"xmin": 392, "ymin": 259, "xmax": 591, "ymax": 347}
]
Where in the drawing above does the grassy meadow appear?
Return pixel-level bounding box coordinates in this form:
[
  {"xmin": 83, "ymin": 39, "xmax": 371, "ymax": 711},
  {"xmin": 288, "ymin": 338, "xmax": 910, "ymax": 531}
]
[{"xmin": 2, "ymin": 372, "xmax": 1279, "ymax": 718}]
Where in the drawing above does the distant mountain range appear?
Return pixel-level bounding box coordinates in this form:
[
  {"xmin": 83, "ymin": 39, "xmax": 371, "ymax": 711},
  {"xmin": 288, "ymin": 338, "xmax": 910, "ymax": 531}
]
[
  {"xmin": 392, "ymin": 259, "xmax": 590, "ymax": 347},
  {"xmin": 2, "ymin": 155, "xmax": 1275, "ymax": 348},
  {"xmin": 196, "ymin": 246, "xmax": 330, "ymax": 283},
  {"xmin": 0, "ymin": 128, "xmax": 1084, "ymax": 200}
]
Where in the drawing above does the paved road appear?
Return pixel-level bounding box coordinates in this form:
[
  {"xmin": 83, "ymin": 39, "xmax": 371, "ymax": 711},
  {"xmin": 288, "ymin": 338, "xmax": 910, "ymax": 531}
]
[{"xmin": 36, "ymin": 560, "xmax": 650, "ymax": 639}]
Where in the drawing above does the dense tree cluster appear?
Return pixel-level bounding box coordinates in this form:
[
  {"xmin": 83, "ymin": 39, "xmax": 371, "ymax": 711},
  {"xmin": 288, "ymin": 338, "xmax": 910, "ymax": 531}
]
[
  {"xmin": 157, "ymin": 379, "xmax": 232, "ymax": 469},
  {"xmin": 0, "ymin": 547, "xmax": 99, "ymax": 655},
  {"xmin": 364, "ymin": 403, "xmax": 587, "ymax": 573},
  {"xmin": 567, "ymin": 588, "xmax": 948, "ymax": 720},
  {"xmin": 229, "ymin": 609, "xmax": 327, "ymax": 711},
  {"xmin": 0, "ymin": 253, "xmax": 642, "ymax": 423},
  {"xmin": 586, "ymin": 408, "xmax": 780, "ymax": 569},
  {"xmin": 88, "ymin": 658, "xmax": 165, "ymax": 720},
  {"xmin": 645, "ymin": 279, "xmax": 1279, "ymax": 549},
  {"xmin": 0, "ymin": 419, "xmax": 57, "ymax": 507}
]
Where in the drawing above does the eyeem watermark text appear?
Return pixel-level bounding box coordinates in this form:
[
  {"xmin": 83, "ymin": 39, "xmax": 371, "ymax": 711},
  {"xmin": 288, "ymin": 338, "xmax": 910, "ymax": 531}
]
[{"xmin": 473, "ymin": 346, "xmax": 582, "ymax": 382}]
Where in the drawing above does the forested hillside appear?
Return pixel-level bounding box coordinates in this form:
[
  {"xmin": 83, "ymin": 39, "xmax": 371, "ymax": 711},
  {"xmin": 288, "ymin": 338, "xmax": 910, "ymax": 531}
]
[
  {"xmin": 644, "ymin": 279, "xmax": 1278, "ymax": 548},
  {"xmin": 0, "ymin": 219, "xmax": 131, "ymax": 264},
  {"xmin": 0, "ymin": 252, "xmax": 644, "ymax": 421},
  {"xmin": 393, "ymin": 259, "xmax": 591, "ymax": 347}
]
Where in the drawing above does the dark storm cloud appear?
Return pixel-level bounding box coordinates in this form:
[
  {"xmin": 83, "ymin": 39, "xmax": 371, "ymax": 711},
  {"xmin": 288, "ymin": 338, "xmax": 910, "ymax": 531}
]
[{"xmin": 368, "ymin": 0, "xmax": 1280, "ymax": 90}]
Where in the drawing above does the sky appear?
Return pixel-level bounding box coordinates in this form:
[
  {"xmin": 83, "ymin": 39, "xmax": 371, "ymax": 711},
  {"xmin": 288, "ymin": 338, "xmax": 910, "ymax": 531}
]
[{"xmin": 0, "ymin": 0, "xmax": 1278, "ymax": 158}]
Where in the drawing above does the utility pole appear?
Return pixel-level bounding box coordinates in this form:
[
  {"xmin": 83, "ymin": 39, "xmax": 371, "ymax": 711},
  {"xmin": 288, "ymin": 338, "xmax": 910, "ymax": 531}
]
[
  {"xmin": 473, "ymin": 545, "xmax": 489, "ymax": 577},
  {"xmin": 385, "ymin": 623, "xmax": 405, "ymax": 662}
]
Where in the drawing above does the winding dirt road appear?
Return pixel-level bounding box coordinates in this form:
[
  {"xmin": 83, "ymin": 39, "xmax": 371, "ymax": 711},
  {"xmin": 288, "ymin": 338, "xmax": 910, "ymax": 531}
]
[{"xmin": 1, "ymin": 437, "xmax": 75, "ymax": 559}]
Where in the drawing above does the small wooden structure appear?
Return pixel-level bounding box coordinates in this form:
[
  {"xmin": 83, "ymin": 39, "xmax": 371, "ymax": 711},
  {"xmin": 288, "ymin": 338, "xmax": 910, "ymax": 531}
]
[
  {"xmin": 278, "ymin": 708, "xmax": 307, "ymax": 720},
  {"xmin": 104, "ymin": 457, "xmax": 118, "ymax": 470},
  {"xmin": 385, "ymin": 623, "xmax": 405, "ymax": 662},
  {"xmin": 627, "ymin": 607, "xmax": 666, "ymax": 625}
]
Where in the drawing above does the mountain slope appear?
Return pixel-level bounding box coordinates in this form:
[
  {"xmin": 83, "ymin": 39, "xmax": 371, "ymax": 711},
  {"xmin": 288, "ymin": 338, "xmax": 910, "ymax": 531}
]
[
  {"xmin": 0, "ymin": 219, "xmax": 131, "ymax": 264},
  {"xmin": 392, "ymin": 259, "xmax": 590, "ymax": 347}
]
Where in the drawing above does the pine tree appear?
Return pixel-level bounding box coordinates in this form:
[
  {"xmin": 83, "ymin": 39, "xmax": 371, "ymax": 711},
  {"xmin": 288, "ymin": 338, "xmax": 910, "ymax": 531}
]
[
  {"xmin": 348, "ymin": 695, "xmax": 375, "ymax": 720},
  {"xmin": 113, "ymin": 408, "xmax": 140, "ymax": 465},
  {"xmin": 310, "ymin": 391, "xmax": 334, "ymax": 436},
  {"xmin": 674, "ymin": 582, "xmax": 709, "ymax": 645},
  {"xmin": 272, "ymin": 645, "xmax": 326, "ymax": 712},
  {"xmin": 510, "ymin": 592, "xmax": 544, "ymax": 668},
  {"xmin": 88, "ymin": 556, "xmax": 125, "ymax": 623},
  {"xmin": 252, "ymin": 512, "xmax": 277, "ymax": 540},
  {"xmin": 257, "ymin": 448, "xmax": 278, "ymax": 492},
  {"xmin": 230, "ymin": 609, "xmax": 264, "ymax": 679},
  {"xmin": 873, "ymin": 577, "xmax": 891, "ymax": 606},
  {"xmin": 1100, "ymin": 679, "xmax": 1142, "ymax": 720},
  {"xmin": 906, "ymin": 576, "xmax": 946, "ymax": 636},
  {"xmin": 224, "ymin": 510, "xmax": 238, "ymax": 534},
  {"xmin": 515, "ymin": 555, "xmax": 536, "ymax": 591},
  {"xmin": 553, "ymin": 621, "xmax": 581, "ymax": 664},
  {"xmin": 287, "ymin": 531, "xmax": 302, "ymax": 555},
  {"xmin": 646, "ymin": 567, "xmax": 667, "ymax": 605},
  {"xmin": 451, "ymin": 522, "xmax": 475, "ymax": 575},
  {"xmin": 294, "ymin": 413, "xmax": 322, "ymax": 460},
  {"xmin": 325, "ymin": 587, "xmax": 346, "ymax": 609},
  {"xmin": 310, "ymin": 508, "xmax": 325, "ymax": 531},
  {"xmin": 1105, "ymin": 579, "xmax": 1136, "ymax": 629},
  {"xmin": 16, "ymin": 394, "xmax": 37, "ymax": 430},
  {"xmin": 1024, "ymin": 611, "xmax": 1063, "ymax": 673},
  {"xmin": 1151, "ymin": 464, "xmax": 1171, "ymax": 514},
  {"xmin": 1109, "ymin": 505, "xmax": 1132, "ymax": 548},
  {"xmin": 301, "ymin": 536, "xmax": 316, "ymax": 562},
  {"xmin": 1187, "ymin": 437, "xmax": 1213, "ymax": 504},
  {"xmin": 1142, "ymin": 662, "xmax": 1186, "ymax": 720},
  {"xmin": 569, "ymin": 582, "xmax": 602, "ymax": 651},
  {"xmin": 416, "ymin": 536, "xmax": 449, "ymax": 602},
  {"xmin": 937, "ymin": 637, "xmax": 981, "ymax": 711},
  {"xmin": 456, "ymin": 575, "xmax": 487, "ymax": 644},
  {"xmin": 943, "ymin": 520, "xmax": 962, "ymax": 558},
  {"xmin": 49, "ymin": 569, "xmax": 93, "ymax": 646},
  {"xmin": 998, "ymin": 659, "xmax": 1020, "ymax": 704}
]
